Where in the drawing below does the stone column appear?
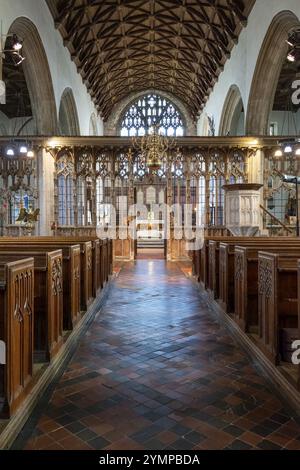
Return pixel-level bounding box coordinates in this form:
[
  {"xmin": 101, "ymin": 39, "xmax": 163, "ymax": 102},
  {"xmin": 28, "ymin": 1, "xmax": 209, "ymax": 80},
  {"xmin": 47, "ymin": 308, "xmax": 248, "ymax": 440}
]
[{"xmin": 37, "ymin": 148, "xmax": 55, "ymax": 235}]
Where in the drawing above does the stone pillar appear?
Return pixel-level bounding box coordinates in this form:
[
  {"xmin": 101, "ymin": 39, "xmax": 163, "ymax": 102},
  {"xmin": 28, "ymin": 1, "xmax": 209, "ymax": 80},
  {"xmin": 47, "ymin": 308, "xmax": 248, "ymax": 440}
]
[
  {"xmin": 37, "ymin": 148, "xmax": 55, "ymax": 235},
  {"xmin": 247, "ymin": 149, "xmax": 265, "ymax": 232},
  {"xmin": 223, "ymin": 183, "xmax": 263, "ymax": 236}
]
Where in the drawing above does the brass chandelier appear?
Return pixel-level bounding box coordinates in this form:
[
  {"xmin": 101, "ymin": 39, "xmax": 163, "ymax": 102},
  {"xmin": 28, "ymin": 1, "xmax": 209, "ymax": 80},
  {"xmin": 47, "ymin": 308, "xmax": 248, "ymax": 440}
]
[{"xmin": 132, "ymin": 125, "xmax": 176, "ymax": 173}]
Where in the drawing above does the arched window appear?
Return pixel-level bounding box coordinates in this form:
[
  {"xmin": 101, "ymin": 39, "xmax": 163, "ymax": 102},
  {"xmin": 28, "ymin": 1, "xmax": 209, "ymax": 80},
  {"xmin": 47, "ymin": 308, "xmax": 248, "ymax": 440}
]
[
  {"xmin": 56, "ymin": 152, "xmax": 75, "ymax": 226},
  {"xmin": 119, "ymin": 94, "xmax": 185, "ymax": 137}
]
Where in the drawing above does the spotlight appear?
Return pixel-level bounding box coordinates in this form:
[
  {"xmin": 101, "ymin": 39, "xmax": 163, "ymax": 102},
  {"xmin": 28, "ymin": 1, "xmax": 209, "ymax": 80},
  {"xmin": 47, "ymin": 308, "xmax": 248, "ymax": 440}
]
[
  {"xmin": 12, "ymin": 34, "xmax": 23, "ymax": 52},
  {"xmin": 287, "ymin": 51, "xmax": 296, "ymax": 62},
  {"xmin": 286, "ymin": 29, "xmax": 300, "ymax": 62},
  {"xmin": 11, "ymin": 52, "xmax": 25, "ymax": 66}
]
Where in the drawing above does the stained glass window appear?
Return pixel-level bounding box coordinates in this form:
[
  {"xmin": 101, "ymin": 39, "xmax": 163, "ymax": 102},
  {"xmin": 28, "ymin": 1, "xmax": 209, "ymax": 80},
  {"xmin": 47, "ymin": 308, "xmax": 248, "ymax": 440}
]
[{"xmin": 119, "ymin": 94, "xmax": 185, "ymax": 137}]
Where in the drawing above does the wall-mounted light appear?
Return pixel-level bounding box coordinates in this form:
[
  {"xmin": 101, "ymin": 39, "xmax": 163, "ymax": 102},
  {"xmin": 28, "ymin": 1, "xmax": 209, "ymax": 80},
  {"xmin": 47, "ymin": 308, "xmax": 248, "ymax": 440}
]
[
  {"xmin": 287, "ymin": 52, "xmax": 296, "ymax": 63},
  {"xmin": 11, "ymin": 34, "xmax": 23, "ymax": 52},
  {"xmin": 286, "ymin": 29, "xmax": 300, "ymax": 63}
]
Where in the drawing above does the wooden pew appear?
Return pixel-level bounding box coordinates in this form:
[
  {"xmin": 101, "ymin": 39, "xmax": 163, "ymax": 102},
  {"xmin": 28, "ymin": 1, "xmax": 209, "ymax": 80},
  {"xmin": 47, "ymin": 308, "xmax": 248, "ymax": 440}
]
[
  {"xmin": 0, "ymin": 236, "xmax": 113, "ymax": 305},
  {"xmin": 258, "ymin": 252, "xmax": 299, "ymax": 369},
  {"xmin": 234, "ymin": 246, "xmax": 300, "ymax": 333},
  {"xmin": 0, "ymin": 251, "xmax": 63, "ymax": 362},
  {"xmin": 218, "ymin": 238, "xmax": 300, "ymax": 314},
  {"xmin": 0, "ymin": 244, "xmax": 81, "ymax": 331},
  {"xmin": 0, "ymin": 239, "xmax": 91, "ymax": 310},
  {"xmin": 199, "ymin": 237, "xmax": 269, "ymax": 293},
  {"xmin": 0, "ymin": 258, "xmax": 34, "ymax": 418},
  {"xmin": 52, "ymin": 237, "xmax": 102, "ymax": 295}
]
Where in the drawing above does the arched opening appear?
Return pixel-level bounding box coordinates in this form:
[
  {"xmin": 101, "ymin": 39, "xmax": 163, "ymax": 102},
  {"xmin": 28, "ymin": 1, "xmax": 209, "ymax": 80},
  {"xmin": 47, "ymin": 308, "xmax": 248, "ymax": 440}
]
[
  {"xmin": 246, "ymin": 11, "xmax": 300, "ymax": 135},
  {"xmin": 59, "ymin": 88, "xmax": 80, "ymax": 136},
  {"xmin": 270, "ymin": 29, "xmax": 300, "ymax": 136},
  {"xmin": 1, "ymin": 17, "xmax": 58, "ymax": 135},
  {"xmin": 118, "ymin": 93, "xmax": 185, "ymax": 137},
  {"xmin": 89, "ymin": 113, "xmax": 98, "ymax": 136},
  {"xmin": 104, "ymin": 89, "xmax": 196, "ymax": 136},
  {"xmin": 219, "ymin": 85, "xmax": 245, "ymax": 136}
]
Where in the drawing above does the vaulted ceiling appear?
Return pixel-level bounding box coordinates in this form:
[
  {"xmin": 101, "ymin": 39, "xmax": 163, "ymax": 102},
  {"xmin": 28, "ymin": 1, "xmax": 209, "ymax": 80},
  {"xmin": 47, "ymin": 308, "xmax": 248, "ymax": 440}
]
[{"xmin": 47, "ymin": 0, "xmax": 255, "ymax": 121}]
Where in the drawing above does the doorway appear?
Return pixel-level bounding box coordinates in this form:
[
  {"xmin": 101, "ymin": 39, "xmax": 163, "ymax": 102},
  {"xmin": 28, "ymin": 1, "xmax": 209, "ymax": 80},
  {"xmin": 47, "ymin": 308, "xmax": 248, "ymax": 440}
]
[{"xmin": 134, "ymin": 184, "xmax": 167, "ymax": 260}]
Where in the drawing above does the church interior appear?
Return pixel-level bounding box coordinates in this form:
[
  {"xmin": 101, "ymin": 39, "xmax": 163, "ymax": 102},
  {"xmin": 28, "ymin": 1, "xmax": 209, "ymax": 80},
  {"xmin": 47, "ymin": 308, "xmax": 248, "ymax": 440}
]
[{"xmin": 1, "ymin": 0, "xmax": 300, "ymax": 453}]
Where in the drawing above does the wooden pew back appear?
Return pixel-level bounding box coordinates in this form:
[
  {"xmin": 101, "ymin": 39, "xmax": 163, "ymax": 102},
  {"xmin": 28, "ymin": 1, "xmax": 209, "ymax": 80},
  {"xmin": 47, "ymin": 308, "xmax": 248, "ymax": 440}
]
[
  {"xmin": 0, "ymin": 244, "xmax": 81, "ymax": 330},
  {"xmin": 0, "ymin": 251, "xmax": 63, "ymax": 362},
  {"xmin": 234, "ymin": 246, "xmax": 300, "ymax": 332},
  {"xmin": 258, "ymin": 252, "xmax": 299, "ymax": 365},
  {"xmin": 0, "ymin": 258, "xmax": 34, "ymax": 418},
  {"xmin": 218, "ymin": 240, "xmax": 300, "ymax": 313}
]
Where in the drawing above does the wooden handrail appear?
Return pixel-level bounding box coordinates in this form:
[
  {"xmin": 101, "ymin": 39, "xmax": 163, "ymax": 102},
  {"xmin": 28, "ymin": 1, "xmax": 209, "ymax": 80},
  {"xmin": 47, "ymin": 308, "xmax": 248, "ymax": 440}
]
[{"xmin": 260, "ymin": 205, "xmax": 293, "ymax": 234}]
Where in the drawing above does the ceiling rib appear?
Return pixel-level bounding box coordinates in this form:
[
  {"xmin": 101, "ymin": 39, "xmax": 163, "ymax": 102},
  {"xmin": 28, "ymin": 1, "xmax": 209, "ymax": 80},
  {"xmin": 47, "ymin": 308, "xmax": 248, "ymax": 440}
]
[{"xmin": 47, "ymin": 0, "xmax": 255, "ymax": 121}]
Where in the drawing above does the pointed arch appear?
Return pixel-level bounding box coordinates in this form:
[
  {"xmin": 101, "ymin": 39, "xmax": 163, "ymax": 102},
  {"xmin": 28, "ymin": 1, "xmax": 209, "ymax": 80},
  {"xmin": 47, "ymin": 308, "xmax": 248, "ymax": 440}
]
[
  {"xmin": 219, "ymin": 85, "xmax": 245, "ymax": 136},
  {"xmin": 246, "ymin": 11, "xmax": 300, "ymax": 135},
  {"xmin": 104, "ymin": 89, "xmax": 196, "ymax": 136},
  {"xmin": 7, "ymin": 17, "xmax": 58, "ymax": 135},
  {"xmin": 59, "ymin": 88, "xmax": 80, "ymax": 136}
]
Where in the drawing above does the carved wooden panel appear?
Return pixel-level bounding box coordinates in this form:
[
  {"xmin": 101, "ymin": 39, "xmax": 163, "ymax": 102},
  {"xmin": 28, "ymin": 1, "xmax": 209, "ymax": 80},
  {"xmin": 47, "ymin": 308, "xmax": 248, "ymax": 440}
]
[
  {"xmin": 0, "ymin": 258, "xmax": 34, "ymax": 418},
  {"xmin": 258, "ymin": 254, "xmax": 276, "ymax": 361},
  {"xmin": 47, "ymin": 251, "xmax": 64, "ymax": 359}
]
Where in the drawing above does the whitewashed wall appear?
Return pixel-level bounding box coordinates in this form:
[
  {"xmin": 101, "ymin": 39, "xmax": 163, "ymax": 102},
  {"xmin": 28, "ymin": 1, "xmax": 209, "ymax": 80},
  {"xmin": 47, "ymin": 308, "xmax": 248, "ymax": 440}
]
[
  {"xmin": 0, "ymin": 0, "xmax": 103, "ymax": 135},
  {"xmin": 198, "ymin": 0, "xmax": 300, "ymax": 136}
]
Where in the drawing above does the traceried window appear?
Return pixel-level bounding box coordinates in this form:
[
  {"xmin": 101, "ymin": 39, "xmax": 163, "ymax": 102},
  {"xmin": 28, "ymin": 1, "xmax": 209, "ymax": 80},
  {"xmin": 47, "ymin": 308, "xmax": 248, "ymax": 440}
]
[
  {"xmin": 56, "ymin": 152, "xmax": 75, "ymax": 226},
  {"xmin": 119, "ymin": 94, "xmax": 185, "ymax": 137}
]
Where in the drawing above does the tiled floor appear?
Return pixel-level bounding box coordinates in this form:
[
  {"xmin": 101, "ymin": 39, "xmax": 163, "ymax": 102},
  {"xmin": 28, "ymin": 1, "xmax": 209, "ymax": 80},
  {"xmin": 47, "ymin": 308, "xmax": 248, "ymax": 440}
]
[{"xmin": 15, "ymin": 260, "xmax": 300, "ymax": 450}]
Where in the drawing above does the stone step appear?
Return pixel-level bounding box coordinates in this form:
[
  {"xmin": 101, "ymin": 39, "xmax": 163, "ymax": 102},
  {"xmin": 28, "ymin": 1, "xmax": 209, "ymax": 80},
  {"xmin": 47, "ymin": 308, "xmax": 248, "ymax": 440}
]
[{"xmin": 137, "ymin": 239, "xmax": 165, "ymax": 248}]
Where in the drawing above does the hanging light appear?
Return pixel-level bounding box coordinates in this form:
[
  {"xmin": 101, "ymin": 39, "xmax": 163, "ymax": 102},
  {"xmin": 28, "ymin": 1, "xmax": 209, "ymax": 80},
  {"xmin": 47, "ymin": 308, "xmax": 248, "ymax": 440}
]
[
  {"xmin": 295, "ymin": 148, "xmax": 300, "ymax": 156},
  {"xmin": 274, "ymin": 149, "xmax": 283, "ymax": 157},
  {"xmin": 284, "ymin": 145, "xmax": 293, "ymax": 153},
  {"xmin": 6, "ymin": 145, "xmax": 15, "ymax": 156},
  {"xmin": 132, "ymin": 125, "xmax": 176, "ymax": 173},
  {"xmin": 27, "ymin": 148, "xmax": 34, "ymax": 158},
  {"xmin": 19, "ymin": 144, "xmax": 28, "ymax": 154}
]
